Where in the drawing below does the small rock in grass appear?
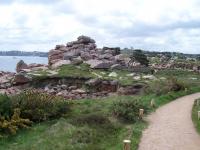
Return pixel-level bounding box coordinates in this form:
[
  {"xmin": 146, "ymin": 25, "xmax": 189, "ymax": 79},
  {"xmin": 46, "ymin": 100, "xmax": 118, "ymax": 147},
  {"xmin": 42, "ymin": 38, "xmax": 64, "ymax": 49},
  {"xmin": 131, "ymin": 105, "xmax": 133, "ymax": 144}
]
[{"xmin": 108, "ymin": 72, "xmax": 118, "ymax": 77}]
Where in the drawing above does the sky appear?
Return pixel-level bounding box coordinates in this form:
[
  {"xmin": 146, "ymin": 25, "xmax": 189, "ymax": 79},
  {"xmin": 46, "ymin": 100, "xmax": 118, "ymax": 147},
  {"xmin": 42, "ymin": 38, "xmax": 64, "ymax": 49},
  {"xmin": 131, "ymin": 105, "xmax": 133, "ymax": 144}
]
[{"xmin": 0, "ymin": 0, "xmax": 200, "ymax": 54}]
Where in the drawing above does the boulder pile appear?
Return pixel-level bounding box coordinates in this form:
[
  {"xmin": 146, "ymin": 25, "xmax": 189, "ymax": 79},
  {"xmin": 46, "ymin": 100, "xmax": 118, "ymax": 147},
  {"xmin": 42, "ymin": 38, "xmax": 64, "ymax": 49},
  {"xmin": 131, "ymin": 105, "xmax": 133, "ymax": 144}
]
[
  {"xmin": 42, "ymin": 78, "xmax": 119, "ymax": 100},
  {"xmin": 48, "ymin": 35, "xmax": 130, "ymax": 69},
  {"xmin": 152, "ymin": 62, "xmax": 200, "ymax": 73},
  {"xmin": 0, "ymin": 71, "xmax": 15, "ymax": 89},
  {"xmin": 0, "ymin": 71, "xmax": 23, "ymax": 95},
  {"xmin": 16, "ymin": 60, "xmax": 48, "ymax": 73}
]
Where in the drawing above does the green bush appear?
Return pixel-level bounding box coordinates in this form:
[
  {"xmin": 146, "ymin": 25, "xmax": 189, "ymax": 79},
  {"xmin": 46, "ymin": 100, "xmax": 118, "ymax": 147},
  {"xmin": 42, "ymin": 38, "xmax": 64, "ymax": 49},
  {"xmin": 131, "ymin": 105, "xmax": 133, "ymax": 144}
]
[
  {"xmin": 0, "ymin": 108, "xmax": 32, "ymax": 136},
  {"xmin": 11, "ymin": 90, "xmax": 71, "ymax": 122},
  {"xmin": 111, "ymin": 99, "xmax": 148, "ymax": 122},
  {"xmin": 0, "ymin": 95, "xmax": 12, "ymax": 119},
  {"xmin": 149, "ymin": 77, "xmax": 187, "ymax": 95},
  {"xmin": 167, "ymin": 77, "xmax": 186, "ymax": 92}
]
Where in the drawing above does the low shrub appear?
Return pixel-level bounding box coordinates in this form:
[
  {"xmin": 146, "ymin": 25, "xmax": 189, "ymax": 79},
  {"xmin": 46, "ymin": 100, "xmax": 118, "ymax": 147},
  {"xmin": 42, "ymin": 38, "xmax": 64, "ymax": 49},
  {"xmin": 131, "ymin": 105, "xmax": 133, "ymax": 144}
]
[
  {"xmin": 167, "ymin": 77, "xmax": 186, "ymax": 92},
  {"xmin": 0, "ymin": 90, "xmax": 71, "ymax": 136},
  {"xmin": 0, "ymin": 108, "xmax": 32, "ymax": 136},
  {"xmin": 111, "ymin": 98, "xmax": 148, "ymax": 122},
  {"xmin": 71, "ymin": 113, "xmax": 110, "ymax": 126},
  {"xmin": 0, "ymin": 95, "xmax": 12, "ymax": 119},
  {"xmin": 11, "ymin": 90, "xmax": 71, "ymax": 122},
  {"xmin": 149, "ymin": 77, "xmax": 187, "ymax": 95}
]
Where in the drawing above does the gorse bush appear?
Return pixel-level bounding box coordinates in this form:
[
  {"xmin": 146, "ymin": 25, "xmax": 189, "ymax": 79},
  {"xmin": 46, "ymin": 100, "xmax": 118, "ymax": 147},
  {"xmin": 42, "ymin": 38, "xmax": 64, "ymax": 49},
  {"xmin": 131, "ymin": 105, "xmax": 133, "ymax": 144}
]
[
  {"xmin": 11, "ymin": 90, "xmax": 71, "ymax": 122},
  {"xmin": 0, "ymin": 95, "xmax": 32, "ymax": 136},
  {"xmin": 0, "ymin": 90, "xmax": 71, "ymax": 136},
  {"xmin": 111, "ymin": 99, "xmax": 148, "ymax": 122},
  {"xmin": 0, "ymin": 108, "xmax": 32, "ymax": 136}
]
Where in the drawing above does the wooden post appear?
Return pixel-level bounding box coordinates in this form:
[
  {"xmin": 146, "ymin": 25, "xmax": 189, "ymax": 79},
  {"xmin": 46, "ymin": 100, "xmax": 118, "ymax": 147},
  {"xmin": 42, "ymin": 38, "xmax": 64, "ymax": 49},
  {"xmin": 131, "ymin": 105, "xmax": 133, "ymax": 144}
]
[
  {"xmin": 139, "ymin": 109, "xmax": 144, "ymax": 119},
  {"xmin": 197, "ymin": 99, "xmax": 200, "ymax": 106},
  {"xmin": 198, "ymin": 111, "xmax": 200, "ymax": 120},
  {"xmin": 123, "ymin": 140, "xmax": 131, "ymax": 150},
  {"xmin": 150, "ymin": 99, "xmax": 155, "ymax": 108},
  {"xmin": 185, "ymin": 88, "xmax": 188, "ymax": 92}
]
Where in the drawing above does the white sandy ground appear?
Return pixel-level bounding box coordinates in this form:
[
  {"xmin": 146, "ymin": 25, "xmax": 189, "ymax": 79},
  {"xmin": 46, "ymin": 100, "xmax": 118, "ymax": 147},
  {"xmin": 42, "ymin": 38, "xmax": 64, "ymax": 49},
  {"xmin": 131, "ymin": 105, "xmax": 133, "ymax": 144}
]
[{"xmin": 138, "ymin": 93, "xmax": 200, "ymax": 150}]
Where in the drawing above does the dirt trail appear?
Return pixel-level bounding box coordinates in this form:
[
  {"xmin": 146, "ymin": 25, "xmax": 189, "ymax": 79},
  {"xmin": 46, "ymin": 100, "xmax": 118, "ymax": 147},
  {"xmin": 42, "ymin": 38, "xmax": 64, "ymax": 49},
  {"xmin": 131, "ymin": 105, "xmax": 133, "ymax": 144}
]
[{"xmin": 139, "ymin": 93, "xmax": 200, "ymax": 150}]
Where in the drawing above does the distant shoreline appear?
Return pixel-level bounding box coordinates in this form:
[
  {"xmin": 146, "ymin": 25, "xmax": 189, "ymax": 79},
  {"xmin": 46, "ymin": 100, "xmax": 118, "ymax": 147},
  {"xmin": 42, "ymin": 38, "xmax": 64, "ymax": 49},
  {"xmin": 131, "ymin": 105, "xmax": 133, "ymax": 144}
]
[
  {"xmin": 0, "ymin": 55, "xmax": 47, "ymax": 57},
  {"xmin": 0, "ymin": 56, "xmax": 48, "ymax": 72},
  {"xmin": 0, "ymin": 51, "xmax": 48, "ymax": 57}
]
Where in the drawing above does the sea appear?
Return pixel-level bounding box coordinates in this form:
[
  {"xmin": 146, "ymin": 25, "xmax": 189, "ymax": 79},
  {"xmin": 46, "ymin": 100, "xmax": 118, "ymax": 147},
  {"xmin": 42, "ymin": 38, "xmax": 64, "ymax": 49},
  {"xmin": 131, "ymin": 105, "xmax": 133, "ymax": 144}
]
[{"xmin": 0, "ymin": 56, "xmax": 48, "ymax": 72}]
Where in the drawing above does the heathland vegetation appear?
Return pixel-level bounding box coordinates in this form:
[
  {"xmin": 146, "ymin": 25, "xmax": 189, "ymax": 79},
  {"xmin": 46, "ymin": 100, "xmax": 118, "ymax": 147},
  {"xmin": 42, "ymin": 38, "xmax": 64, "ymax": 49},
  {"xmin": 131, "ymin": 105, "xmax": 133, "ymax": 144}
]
[{"xmin": 0, "ymin": 36, "xmax": 200, "ymax": 149}]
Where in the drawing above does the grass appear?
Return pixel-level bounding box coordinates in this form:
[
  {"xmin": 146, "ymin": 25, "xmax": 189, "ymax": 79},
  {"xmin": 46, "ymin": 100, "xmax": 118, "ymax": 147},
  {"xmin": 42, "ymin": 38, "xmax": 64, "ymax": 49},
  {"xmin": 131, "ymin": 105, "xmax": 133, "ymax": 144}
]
[
  {"xmin": 192, "ymin": 99, "xmax": 200, "ymax": 134},
  {"xmin": 58, "ymin": 63, "xmax": 94, "ymax": 78},
  {"xmin": 1, "ymin": 86, "xmax": 200, "ymax": 150},
  {"xmin": 31, "ymin": 63, "xmax": 147, "ymax": 86},
  {"xmin": 1, "ymin": 69, "xmax": 200, "ymax": 150}
]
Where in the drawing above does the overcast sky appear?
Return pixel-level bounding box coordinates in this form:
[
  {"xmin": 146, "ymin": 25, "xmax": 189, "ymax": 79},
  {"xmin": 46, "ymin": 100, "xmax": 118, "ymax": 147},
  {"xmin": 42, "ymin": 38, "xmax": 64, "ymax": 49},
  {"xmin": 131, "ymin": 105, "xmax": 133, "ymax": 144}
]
[{"xmin": 0, "ymin": 0, "xmax": 200, "ymax": 54}]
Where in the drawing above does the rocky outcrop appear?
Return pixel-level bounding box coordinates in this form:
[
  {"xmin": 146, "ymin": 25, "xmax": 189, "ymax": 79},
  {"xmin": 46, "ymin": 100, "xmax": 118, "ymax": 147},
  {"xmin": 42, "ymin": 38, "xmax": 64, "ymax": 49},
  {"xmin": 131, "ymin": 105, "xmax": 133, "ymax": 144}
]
[
  {"xmin": 117, "ymin": 84, "xmax": 144, "ymax": 95},
  {"xmin": 0, "ymin": 71, "xmax": 24, "ymax": 95},
  {"xmin": 51, "ymin": 60, "xmax": 71, "ymax": 69},
  {"xmin": 48, "ymin": 35, "xmax": 97, "ymax": 66},
  {"xmin": 85, "ymin": 60, "xmax": 113, "ymax": 69},
  {"xmin": 16, "ymin": 60, "xmax": 28, "ymax": 73},
  {"xmin": 152, "ymin": 62, "xmax": 200, "ymax": 73},
  {"xmin": 15, "ymin": 60, "xmax": 48, "ymax": 73},
  {"xmin": 48, "ymin": 35, "xmax": 129, "ymax": 69},
  {"xmin": 12, "ymin": 72, "xmax": 32, "ymax": 85},
  {"xmin": 0, "ymin": 71, "xmax": 15, "ymax": 89},
  {"xmin": 35, "ymin": 77, "xmax": 119, "ymax": 100},
  {"xmin": 85, "ymin": 78, "xmax": 119, "ymax": 93}
]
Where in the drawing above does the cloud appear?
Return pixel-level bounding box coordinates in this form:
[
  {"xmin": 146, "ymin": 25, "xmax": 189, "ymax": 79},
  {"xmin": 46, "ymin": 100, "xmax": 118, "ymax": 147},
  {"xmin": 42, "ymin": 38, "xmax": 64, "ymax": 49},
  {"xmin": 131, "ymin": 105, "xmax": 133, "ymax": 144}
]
[
  {"xmin": 0, "ymin": 0, "xmax": 200, "ymax": 54},
  {"xmin": 0, "ymin": 0, "xmax": 58, "ymax": 5}
]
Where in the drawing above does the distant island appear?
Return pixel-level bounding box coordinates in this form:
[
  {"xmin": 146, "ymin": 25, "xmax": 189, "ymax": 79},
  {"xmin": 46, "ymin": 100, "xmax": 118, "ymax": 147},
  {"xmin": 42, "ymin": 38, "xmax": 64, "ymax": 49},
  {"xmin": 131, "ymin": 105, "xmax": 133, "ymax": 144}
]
[{"xmin": 0, "ymin": 50, "xmax": 48, "ymax": 57}]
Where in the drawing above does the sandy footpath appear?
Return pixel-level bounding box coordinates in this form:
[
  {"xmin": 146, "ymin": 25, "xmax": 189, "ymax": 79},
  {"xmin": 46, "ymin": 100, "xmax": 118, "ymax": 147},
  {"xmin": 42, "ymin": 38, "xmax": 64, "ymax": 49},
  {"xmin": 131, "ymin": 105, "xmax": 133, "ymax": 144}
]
[{"xmin": 139, "ymin": 93, "xmax": 200, "ymax": 150}]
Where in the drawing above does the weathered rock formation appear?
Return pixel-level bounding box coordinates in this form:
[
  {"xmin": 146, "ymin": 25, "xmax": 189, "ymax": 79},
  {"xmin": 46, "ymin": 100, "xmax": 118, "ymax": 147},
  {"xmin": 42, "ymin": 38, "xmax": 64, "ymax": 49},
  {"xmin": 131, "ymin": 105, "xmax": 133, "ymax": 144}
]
[
  {"xmin": 152, "ymin": 62, "xmax": 200, "ymax": 73},
  {"xmin": 16, "ymin": 60, "xmax": 28, "ymax": 73},
  {"xmin": 48, "ymin": 35, "xmax": 129, "ymax": 69},
  {"xmin": 16, "ymin": 60, "xmax": 48, "ymax": 73},
  {"xmin": 32, "ymin": 77, "xmax": 119, "ymax": 100},
  {"xmin": 0, "ymin": 71, "xmax": 23, "ymax": 95},
  {"xmin": 12, "ymin": 72, "xmax": 32, "ymax": 85}
]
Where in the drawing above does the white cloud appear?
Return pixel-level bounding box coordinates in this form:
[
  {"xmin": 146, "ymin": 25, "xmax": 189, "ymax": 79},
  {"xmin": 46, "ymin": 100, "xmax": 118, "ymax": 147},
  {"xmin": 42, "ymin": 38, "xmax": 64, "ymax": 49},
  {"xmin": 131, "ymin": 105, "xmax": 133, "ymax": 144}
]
[{"xmin": 0, "ymin": 0, "xmax": 200, "ymax": 54}]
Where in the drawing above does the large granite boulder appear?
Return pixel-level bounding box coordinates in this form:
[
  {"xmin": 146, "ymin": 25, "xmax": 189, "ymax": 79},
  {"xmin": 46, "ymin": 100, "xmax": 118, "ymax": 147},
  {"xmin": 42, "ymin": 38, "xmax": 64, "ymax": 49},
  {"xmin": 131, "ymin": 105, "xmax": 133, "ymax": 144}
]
[
  {"xmin": 85, "ymin": 78, "xmax": 101, "ymax": 86},
  {"xmin": 63, "ymin": 50, "xmax": 81, "ymax": 60},
  {"xmin": 117, "ymin": 84, "xmax": 144, "ymax": 95},
  {"xmin": 80, "ymin": 51, "xmax": 93, "ymax": 61},
  {"xmin": 51, "ymin": 60, "xmax": 71, "ymax": 69},
  {"xmin": 77, "ymin": 35, "xmax": 95, "ymax": 44},
  {"xmin": 102, "ymin": 47, "xmax": 120, "ymax": 56},
  {"xmin": 111, "ymin": 64, "xmax": 124, "ymax": 70},
  {"xmin": 16, "ymin": 60, "xmax": 28, "ymax": 73},
  {"xmin": 85, "ymin": 59, "xmax": 113, "ymax": 69},
  {"xmin": 12, "ymin": 73, "xmax": 32, "ymax": 85},
  {"xmin": 71, "ymin": 57, "xmax": 83, "ymax": 65}
]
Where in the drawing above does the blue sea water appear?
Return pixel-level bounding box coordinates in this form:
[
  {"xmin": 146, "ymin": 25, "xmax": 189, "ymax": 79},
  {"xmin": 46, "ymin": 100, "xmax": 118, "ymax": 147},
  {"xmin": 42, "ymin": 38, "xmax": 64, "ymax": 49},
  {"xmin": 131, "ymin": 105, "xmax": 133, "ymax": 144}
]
[{"xmin": 0, "ymin": 56, "xmax": 48, "ymax": 72}]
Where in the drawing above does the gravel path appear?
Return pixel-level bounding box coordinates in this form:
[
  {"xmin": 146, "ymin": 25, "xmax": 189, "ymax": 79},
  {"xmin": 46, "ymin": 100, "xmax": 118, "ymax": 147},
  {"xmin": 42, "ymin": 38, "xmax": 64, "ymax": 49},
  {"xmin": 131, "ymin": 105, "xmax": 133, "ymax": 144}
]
[{"xmin": 139, "ymin": 93, "xmax": 200, "ymax": 150}]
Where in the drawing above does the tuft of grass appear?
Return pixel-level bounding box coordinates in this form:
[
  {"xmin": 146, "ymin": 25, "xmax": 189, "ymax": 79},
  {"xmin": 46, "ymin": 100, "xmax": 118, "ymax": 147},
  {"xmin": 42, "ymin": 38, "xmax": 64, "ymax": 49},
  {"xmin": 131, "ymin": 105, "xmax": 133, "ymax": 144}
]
[
  {"xmin": 58, "ymin": 64, "xmax": 94, "ymax": 78},
  {"xmin": 192, "ymin": 99, "xmax": 200, "ymax": 134}
]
